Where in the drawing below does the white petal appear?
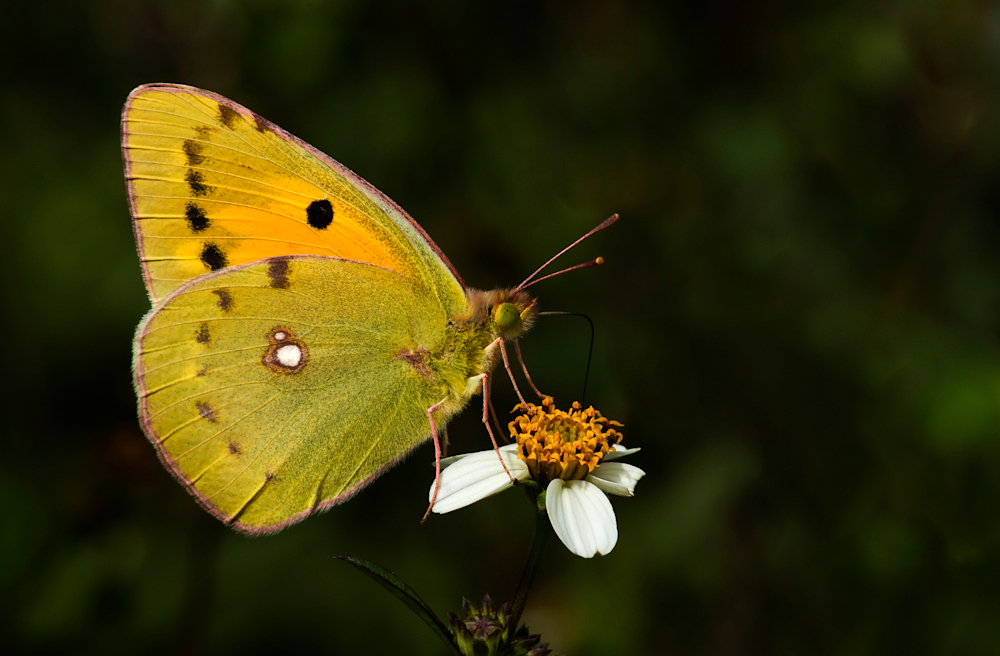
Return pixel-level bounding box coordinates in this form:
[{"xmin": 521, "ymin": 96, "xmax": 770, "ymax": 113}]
[
  {"xmin": 603, "ymin": 443, "xmax": 641, "ymax": 462},
  {"xmin": 546, "ymin": 480, "xmax": 618, "ymax": 558},
  {"xmin": 586, "ymin": 462, "xmax": 646, "ymax": 497},
  {"xmin": 440, "ymin": 443, "xmax": 517, "ymax": 469},
  {"xmin": 439, "ymin": 453, "xmax": 469, "ymax": 469},
  {"xmin": 430, "ymin": 445, "xmax": 528, "ymax": 514}
]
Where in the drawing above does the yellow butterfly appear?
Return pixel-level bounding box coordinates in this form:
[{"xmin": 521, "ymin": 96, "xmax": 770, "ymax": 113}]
[{"xmin": 124, "ymin": 84, "xmax": 615, "ymax": 534}]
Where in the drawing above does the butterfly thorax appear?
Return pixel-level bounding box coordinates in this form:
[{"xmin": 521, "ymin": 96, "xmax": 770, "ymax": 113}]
[{"xmin": 416, "ymin": 288, "xmax": 536, "ymax": 417}]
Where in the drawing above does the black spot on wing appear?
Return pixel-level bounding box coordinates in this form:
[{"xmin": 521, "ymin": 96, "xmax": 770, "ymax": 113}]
[
  {"xmin": 194, "ymin": 125, "xmax": 214, "ymax": 138},
  {"xmin": 195, "ymin": 322, "xmax": 210, "ymax": 344},
  {"xmin": 267, "ymin": 258, "xmax": 290, "ymax": 289},
  {"xmin": 182, "ymin": 140, "xmax": 204, "ymax": 165},
  {"xmin": 195, "ymin": 401, "xmax": 219, "ymax": 423},
  {"xmin": 228, "ymin": 440, "xmax": 242, "ymax": 455},
  {"xmin": 201, "ymin": 243, "xmax": 228, "ymax": 271},
  {"xmin": 306, "ymin": 199, "xmax": 334, "ymax": 229},
  {"xmin": 252, "ymin": 112, "xmax": 273, "ymax": 133},
  {"xmin": 217, "ymin": 104, "xmax": 238, "ymax": 129},
  {"xmin": 185, "ymin": 203, "xmax": 209, "ymax": 232},
  {"xmin": 212, "ymin": 288, "xmax": 234, "ymax": 312},
  {"xmin": 186, "ymin": 170, "xmax": 211, "ymax": 196}
]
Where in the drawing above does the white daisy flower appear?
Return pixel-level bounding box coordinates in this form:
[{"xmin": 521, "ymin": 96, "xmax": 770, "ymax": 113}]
[{"xmin": 430, "ymin": 398, "xmax": 644, "ymax": 558}]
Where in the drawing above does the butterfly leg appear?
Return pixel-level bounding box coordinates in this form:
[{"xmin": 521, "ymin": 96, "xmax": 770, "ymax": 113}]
[
  {"xmin": 473, "ymin": 373, "xmax": 516, "ymax": 484},
  {"xmin": 422, "ymin": 396, "xmax": 450, "ymax": 524},
  {"xmin": 514, "ymin": 339, "xmax": 549, "ymax": 399},
  {"xmin": 498, "ymin": 339, "xmax": 529, "ymax": 408}
]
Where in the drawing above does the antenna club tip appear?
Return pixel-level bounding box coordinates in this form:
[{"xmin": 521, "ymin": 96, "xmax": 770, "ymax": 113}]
[
  {"xmin": 595, "ymin": 256, "xmax": 605, "ymax": 265},
  {"xmin": 597, "ymin": 213, "xmax": 619, "ymax": 230}
]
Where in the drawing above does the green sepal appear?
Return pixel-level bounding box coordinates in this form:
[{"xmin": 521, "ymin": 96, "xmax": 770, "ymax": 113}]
[
  {"xmin": 336, "ymin": 555, "xmax": 459, "ymax": 654},
  {"xmin": 536, "ymin": 489, "xmax": 547, "ymax": 511}
]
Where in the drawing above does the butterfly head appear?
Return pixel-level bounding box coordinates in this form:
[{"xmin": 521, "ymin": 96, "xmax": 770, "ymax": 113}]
[{"xmin": 491, "ymin": 290, "xmax": 537, "ymax": 340}]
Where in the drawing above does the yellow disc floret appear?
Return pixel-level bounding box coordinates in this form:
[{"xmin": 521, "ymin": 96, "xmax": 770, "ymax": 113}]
[{"xmin": 509, "ymin": 397, "xmax": 623, "ymax": 486}]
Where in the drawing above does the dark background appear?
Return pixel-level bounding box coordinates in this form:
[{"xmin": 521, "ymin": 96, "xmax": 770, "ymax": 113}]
[{"xmin": 4, "ymin": 0, "xmax": 1000, "ymax": 654}]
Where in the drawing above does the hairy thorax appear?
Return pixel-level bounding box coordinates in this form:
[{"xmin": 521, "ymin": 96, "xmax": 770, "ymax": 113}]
[{"xmin": 425, "ymin": 287, "xmax": 537, "ymax": 419}]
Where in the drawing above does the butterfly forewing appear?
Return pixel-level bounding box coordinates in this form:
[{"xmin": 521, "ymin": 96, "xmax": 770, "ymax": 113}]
[
  {"xmin": 123, "ymin": 84, "xmax": 465, "ymax": 311},
  {"xmin": 136, "ymin": 256, "xmax": 453, "ymax": 533}
]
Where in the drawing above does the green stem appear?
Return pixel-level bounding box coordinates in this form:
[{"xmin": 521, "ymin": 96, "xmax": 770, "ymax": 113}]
[{"xmin": 508, "ymin": 491, "xmax": 551, "ymax": 631}]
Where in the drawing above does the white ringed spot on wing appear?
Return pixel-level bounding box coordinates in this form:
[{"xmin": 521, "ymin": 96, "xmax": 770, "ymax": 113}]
[
  {"xmin": 275, "ymin": 344, "xmax": 303, "ymax": 368},
  {"xmin": 262, "ymin": 326, "xmax": 308, "ymax": 374}
]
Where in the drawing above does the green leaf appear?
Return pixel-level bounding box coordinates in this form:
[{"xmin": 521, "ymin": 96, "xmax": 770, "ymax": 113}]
[{"xmin": 336, "ymin": 554, "xmax": 458, "ymax": 654}]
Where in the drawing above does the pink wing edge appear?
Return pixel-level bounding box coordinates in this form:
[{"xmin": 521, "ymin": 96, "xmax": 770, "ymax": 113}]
[
  {"xmin": 120, "ymin": 82, "xmax": 466, "ymax": 306},
  {"xmin": 132, "ymin": 255, "xmax": 435, "ymax": 536}
]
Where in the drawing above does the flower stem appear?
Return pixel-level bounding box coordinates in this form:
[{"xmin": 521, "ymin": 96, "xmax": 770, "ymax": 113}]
[{"xmin": 508, "ymin": 491, "xmax": 551, "ymax": 631}]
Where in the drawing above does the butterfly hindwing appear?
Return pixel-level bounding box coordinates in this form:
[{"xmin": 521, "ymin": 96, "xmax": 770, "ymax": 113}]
[
  {"xmin": 135, "ymin": 255, "xmax": 454, "ymax": 533},
  {"xmin": 122, "ymin": 84, "xmax": 465, "ymax": 312}
]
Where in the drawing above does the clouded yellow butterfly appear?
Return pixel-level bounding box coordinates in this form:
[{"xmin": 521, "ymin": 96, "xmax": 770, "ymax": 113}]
[{"xmin": 124, "ymin": 84, "xmax": 615, "ymax": 534}]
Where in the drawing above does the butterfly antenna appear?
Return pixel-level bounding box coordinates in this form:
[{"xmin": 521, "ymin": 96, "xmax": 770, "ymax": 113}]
[
  {"xmin": 537, "ymin": 311, "xmax": 595, "ymax": 403},
  {"xmin": 514, "ymin": 213, "xmax": 619, "ymax": 292},
  {"xmin": 518, "ymin": 257, "xmax": 604, "ymax": 290}
]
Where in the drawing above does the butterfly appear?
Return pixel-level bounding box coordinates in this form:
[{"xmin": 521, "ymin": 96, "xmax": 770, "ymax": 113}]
[{"xmin": 124, "ymin": 84, "xmax": 616, "ymax": 534}]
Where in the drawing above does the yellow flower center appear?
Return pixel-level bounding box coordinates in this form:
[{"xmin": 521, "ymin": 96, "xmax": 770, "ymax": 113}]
[{"xmin": 509, "ymin": 397, "xmax": 623, "ymax": 485}]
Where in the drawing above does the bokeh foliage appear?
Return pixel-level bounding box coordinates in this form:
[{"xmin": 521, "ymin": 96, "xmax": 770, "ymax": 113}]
[{"xmin": 3, "ymin": 0, "xmax": 1000, "ymax": 653}]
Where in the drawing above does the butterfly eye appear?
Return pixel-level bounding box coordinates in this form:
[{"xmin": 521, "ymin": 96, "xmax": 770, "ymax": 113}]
[{"xmin": 494, "ymin": 302, "xmax": 522, "ymax": 337}]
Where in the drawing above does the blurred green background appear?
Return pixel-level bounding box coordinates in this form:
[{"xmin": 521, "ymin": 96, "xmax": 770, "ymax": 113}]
[{"xmin": 4, "ymin": 0, "xmax": 1000, "ymax": 653}]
